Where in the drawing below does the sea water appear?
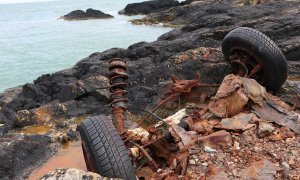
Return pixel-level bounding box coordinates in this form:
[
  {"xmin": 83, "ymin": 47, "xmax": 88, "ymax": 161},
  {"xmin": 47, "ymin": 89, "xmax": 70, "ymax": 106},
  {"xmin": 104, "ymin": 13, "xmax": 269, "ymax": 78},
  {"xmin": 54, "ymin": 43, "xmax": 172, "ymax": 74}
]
[{"xmin": 0, "ymin": 0, "xmax": 172, "ymax": 92}]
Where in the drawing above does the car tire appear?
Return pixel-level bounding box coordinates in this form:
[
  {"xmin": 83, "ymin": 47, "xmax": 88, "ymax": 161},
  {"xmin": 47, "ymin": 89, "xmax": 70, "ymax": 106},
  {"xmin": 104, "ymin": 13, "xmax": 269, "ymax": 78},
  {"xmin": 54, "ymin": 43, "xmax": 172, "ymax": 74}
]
[
  {"xmin": 79, "ymin": 115, "xmax": 136, "ymax": 180},
  {"xmin": 222, "ymin": 27, "xmax": 288, "ymax": 92}
]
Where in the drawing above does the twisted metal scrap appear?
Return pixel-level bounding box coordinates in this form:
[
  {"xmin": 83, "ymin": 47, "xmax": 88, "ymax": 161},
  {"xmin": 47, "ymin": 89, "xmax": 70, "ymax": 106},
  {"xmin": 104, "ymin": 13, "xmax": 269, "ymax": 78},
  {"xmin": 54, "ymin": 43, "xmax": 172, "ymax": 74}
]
[{"xmin": 137, "ymin": 72, "xmax": 218, "ymax": 127}]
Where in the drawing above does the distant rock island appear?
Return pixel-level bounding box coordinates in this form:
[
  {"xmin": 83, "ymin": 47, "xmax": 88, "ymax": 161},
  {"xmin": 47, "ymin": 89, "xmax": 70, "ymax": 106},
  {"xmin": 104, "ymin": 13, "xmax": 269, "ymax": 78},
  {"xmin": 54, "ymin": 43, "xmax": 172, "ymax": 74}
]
[{"xmin": 61, "ymin": 8, "xmax": 113, "ymax": 20}]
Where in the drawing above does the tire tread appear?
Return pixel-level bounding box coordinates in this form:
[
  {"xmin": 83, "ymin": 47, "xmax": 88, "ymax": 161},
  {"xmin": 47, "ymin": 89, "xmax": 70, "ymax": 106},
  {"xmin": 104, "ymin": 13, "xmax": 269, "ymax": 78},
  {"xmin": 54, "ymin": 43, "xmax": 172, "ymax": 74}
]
[{"xmin": 79, "ymin": 115, "xmax": 136, "ymax": 180}]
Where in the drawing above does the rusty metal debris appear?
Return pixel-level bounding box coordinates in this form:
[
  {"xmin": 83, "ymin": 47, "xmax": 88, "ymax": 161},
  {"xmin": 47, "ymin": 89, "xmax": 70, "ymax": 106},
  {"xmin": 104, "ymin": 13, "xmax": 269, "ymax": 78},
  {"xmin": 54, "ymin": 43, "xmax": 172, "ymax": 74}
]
[
  {"xmin": 208, "ymin": 74, "xmax": 249, "ymax": 118},
  {"xmin": 130, "ymin": 141, "xmax": 158, "ymax": 171},
  {"xmin": 241, "ymin": 76, "xmax": 267, "ymax": 106},
  {"xmin": 219, "ymin": 113, "xmax": 256, "ymax": 130},
  {"xmin": 105, "ymin": 59, "xmax": 300, "ymax": 178},
  {"xmin": 208, "ymin": 74, "xmax": 270, "ymax": 118},
  {"xmin": 108, "ymin": 58, "xmax": 128, "ymax": 133},
  {"xmin": 137, "ymin": 72, "xmax": 219, "ymax": 127},
  {"xmin": 197, "ymin": 130, "xmax": 232, "ymax": 149},
  {"xmin": 241, "ymin": 159, "xmax": 284, "ymax": 179},
  {"xmin": 230, "ymin": 49, "xmax": 264, "ymax": 84},
  {"xmin": 128, "ymin": 74, "xmax": 298, "ymax": 178},
  {"xmin": 252, "ymin": 101, "xmax": 300, "ymax": 134}
]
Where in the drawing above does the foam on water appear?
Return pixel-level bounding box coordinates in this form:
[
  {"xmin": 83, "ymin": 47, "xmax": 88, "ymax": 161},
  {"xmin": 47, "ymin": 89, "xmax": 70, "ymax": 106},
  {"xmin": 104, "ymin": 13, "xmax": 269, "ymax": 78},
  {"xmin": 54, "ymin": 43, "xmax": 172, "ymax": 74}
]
[{"xmin": 0, "ymin": 0, "xmax": 172, "ymax": 92}]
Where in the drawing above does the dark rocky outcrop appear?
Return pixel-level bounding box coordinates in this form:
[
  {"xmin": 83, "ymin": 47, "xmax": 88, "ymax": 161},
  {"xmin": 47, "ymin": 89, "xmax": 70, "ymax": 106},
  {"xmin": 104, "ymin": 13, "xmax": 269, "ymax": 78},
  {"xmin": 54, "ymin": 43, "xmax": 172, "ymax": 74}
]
[
  {"xmin": 0, "ymin": 0, "xmax": 299, "ymax": 179},
  {"xmin": 118, "ymin": 0, "xmax": 179, "ymax": 15},
  {"xmin": 131, "ymin": 0, "xmax": 300, "ymax": 61},
  {"xmin": 61, "ymin": 8, "xmax": 113, "ymax": 20},
  {"xmin": 0, "ymin": 134, "xmax": 52, "ymax": 179}
]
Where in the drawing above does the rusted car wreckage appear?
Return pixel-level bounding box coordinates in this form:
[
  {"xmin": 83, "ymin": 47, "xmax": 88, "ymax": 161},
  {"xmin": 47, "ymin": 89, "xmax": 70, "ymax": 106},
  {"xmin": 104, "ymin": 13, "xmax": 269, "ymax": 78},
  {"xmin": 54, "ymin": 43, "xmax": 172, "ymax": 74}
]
[{"xmin": 78, "ymin": 27, "xmax": 299, "ymax": 179}]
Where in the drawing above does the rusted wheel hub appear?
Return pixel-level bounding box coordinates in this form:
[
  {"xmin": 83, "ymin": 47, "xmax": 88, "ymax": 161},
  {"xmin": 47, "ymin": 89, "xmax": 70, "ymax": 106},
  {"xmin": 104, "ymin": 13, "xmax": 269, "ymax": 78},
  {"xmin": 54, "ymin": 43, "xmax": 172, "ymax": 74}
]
[
  {"xmin": 229, "ymin": 49, "xmax": 265, "ymax": 84},
  {"xmin": 81, "ymin": 142, "xmax": 95, "ymax": 172}
]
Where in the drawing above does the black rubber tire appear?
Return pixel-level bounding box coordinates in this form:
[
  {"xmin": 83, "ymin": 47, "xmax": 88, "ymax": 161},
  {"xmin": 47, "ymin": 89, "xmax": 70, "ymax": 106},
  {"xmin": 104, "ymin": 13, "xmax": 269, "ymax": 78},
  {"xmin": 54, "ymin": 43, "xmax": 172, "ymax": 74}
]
[
  {"xmin": 78, "ymin": 115, "xmax": 136, "ymax": 180},
  {"xmin": 222, "ymin": 27, "xmax": 288, "ymax": 92}
]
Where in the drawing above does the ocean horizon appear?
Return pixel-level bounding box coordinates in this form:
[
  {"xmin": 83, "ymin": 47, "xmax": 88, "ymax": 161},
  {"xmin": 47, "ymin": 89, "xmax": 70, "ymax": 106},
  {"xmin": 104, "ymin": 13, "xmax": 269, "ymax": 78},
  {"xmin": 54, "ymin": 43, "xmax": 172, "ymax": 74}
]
[
  {"xmin": 0, "ymin": 0, "xmax": 172, "ymax": 92},
  {"xmin": 0, "ymin": 0, "xmax": 56, "ymax": 4}
]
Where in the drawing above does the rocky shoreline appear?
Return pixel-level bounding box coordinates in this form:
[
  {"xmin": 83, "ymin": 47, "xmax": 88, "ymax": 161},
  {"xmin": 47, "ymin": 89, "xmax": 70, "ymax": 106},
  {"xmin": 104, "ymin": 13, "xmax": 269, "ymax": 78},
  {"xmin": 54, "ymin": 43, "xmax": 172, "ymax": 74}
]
[{"xmin": 0, "ymin": 0, "xmax": 299, "ymax": 179}]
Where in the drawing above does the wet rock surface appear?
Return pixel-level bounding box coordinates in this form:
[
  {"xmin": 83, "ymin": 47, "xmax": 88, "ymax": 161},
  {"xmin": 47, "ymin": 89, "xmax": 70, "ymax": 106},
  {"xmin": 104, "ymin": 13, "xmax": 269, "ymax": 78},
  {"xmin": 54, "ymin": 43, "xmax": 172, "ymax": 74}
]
[
  {"xmin": 0, "ymin": 0, "xmax": 299, "ymax": 179},
  {"xmin": 41, "ymin": 169, "xmax": 118, "ymax": 180},
  {"xmin": 61, "ymin": 8, "xmax": 113, "ymax": 20},
  {"xmin": 0, "ymin": 134, "xmax": 53, "ymax": 179}
]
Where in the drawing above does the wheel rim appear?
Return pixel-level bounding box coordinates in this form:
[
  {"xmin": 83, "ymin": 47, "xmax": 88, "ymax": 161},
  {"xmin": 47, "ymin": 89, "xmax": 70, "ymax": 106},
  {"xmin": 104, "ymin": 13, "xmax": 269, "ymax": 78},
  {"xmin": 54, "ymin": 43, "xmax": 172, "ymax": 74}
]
[
  {"xmin": 81, "ymin": 141, "xmax": 96, "ymax": 172},
  {"xmin": 229, "ymin": 48, "xmax": 266, "ymax": 85}
]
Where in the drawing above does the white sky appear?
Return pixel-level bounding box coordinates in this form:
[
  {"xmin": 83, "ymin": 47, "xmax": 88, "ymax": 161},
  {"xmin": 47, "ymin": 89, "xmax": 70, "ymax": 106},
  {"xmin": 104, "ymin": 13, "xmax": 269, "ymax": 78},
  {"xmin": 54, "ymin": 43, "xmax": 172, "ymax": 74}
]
[{"xmin": 0, "ymin": 0, "xmax": 54, "ymax": 4}]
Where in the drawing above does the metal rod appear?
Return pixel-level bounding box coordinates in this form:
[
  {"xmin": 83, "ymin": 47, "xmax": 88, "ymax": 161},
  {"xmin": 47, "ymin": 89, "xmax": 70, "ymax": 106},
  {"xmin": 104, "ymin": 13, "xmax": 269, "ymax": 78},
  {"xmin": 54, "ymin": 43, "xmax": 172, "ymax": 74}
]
[
  {"xmin": 130, "ymin": 141, "xmax": 158, "ymax": 171},
  {"xmin": 136, "ymin": 93, "xmax": 180, "ymax": 128}
]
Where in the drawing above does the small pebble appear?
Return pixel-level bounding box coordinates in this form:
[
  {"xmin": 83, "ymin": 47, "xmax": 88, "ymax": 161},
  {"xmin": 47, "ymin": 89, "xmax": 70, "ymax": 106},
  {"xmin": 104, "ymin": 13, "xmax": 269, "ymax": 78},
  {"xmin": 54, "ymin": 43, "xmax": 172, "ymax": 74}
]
[
  {"xmin": 254, "ymin": 146, "xmax": 261, "ymax": 152},
  {"xmin": 204, "ymin": 146, "xmax": 217, "ymax": 153},
  {"xmin": 234, "ymin": 141, "xmax": 241, "ymax": 150},
  {"xmin": 202, "ymin": 162, "xmax": 208, "ymax": 166},
  {"xmin": 232, "ymin": 169, "xmax": 238, "ymax": 176},
  {"xmin": 291, "ymin": 150, "xmax": 297, "ymax": 156},
  {"xmin": 281, "ymin": 161, "xmax": 290, "ymax": 169},
  {"xmin": 258, "ymin": 122, "xmax": 274, "ymax": 138},
  {"xmin": 286, "ymin": 138, "xmax": 294, "ymax": 143},
  {"xmin": 288, "ymin": 157, "xmax": 295, "ymax": 165},
  {"xmin": 189, "ymin": 159, "xmax": 196, "ymax": 165}
]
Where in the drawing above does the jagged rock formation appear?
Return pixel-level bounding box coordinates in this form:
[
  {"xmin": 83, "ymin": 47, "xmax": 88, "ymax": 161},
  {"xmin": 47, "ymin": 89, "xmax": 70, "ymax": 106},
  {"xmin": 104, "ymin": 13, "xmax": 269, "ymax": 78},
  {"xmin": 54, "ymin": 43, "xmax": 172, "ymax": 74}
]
[{"xmin": 0, "ymin": 134, "xmax": 52, "ymax": 179}]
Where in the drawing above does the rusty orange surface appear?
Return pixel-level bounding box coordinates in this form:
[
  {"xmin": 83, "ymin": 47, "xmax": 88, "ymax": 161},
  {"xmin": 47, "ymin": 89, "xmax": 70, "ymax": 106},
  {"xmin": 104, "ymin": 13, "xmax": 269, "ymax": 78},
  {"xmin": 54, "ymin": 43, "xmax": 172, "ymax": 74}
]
[{"xmin": 28, "ymin": 141, "xmax": 86, "ymax": 180}]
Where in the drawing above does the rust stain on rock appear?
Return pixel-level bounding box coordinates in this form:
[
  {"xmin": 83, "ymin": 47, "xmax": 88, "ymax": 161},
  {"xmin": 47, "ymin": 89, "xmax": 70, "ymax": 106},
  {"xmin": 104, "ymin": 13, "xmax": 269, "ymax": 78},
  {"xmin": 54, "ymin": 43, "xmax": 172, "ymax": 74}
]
[
  {"xmin": 28, "ymin": 141, "xmax": 86, "ymax": 180},
  {"xmin": 19, "ymin": 125, "xmax": 52, "ymax": 135},
  {"xmin": 198, "ymin": 130, "xmax": 232, "ymax": 149},
  {"xmin": 220, "ymin": 113, "xmax": 256, "ymax": 130},
  {"xmin": 34, "ymin": 107, "xmax": 52, "ymax": 123},
  {"xmin": 242, "ymin": 159, "xmax": 284, "ymax": 180}
]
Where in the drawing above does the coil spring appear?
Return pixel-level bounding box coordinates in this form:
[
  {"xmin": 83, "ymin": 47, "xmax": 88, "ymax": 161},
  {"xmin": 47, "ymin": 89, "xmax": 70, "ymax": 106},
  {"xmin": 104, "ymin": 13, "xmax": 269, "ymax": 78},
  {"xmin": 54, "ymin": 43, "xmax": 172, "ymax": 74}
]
[{"xmin": 108, "ymin": 58, "xmax": 128, "ymax": 109}]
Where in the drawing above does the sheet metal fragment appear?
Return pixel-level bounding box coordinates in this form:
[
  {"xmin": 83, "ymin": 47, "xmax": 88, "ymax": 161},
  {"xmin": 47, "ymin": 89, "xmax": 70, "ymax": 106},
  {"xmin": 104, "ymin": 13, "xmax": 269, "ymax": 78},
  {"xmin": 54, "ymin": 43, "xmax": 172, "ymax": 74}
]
[
  {"xmin": 197, "ymin": 130, "xmax": 232, "ymax": 149},
  {"xmin": 240, "ymin": 77, "xmax": 267, "ymax": 107},
  {"xmin": 219, "ymin": 113, "xmax": 256, "ymax": 130},
  {"xmin": 209, "ymin": 88, "xmax": 249, "ymax": 118},
  {"xmin": 252, "ymin": 101, "xmax": 300, "ymax": 134}
]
